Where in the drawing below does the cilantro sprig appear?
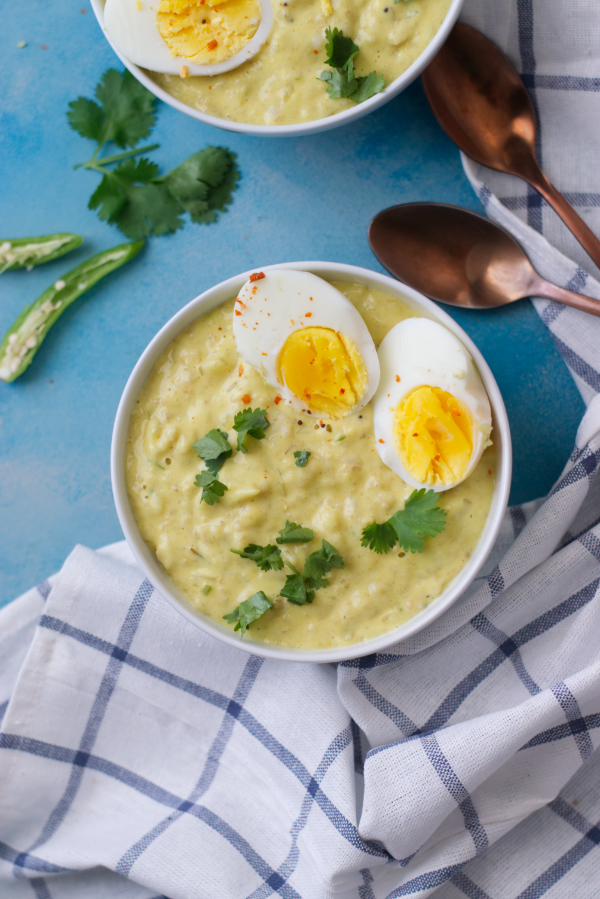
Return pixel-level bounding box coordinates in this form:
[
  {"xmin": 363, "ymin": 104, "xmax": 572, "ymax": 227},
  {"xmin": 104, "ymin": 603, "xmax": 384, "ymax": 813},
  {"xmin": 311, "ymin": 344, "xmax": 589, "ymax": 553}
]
[
  {"xmin": 233, "ymin": 408, "xmax": 270, "ymax": 453},
  {"xmin": 231, "ymin": 543, "xmax": 284, "ymax": 571},
  {"xmin": 68, "ymin": 69, "xmax": 239, "ymax": 239},
  {"xmin": 223, "ymin": 591, "xmax": 273, "ymax": 638},
  {"xmin": 193, "ymin": 428, "xmax": 232, "ymax": 505},
  {"xmin": 194, "ymin": 471, "xmax": 228, "ymax": 505},
  {"xmin": 281, "ymin": 540, "xmax": 345, "ymax": 605},
  {"xmin": 361, "ymin": 489, "xmax": 447, "ymax": 555},
  {"xmin": 319, "ymin": 28, "xmax": 385, "ymax": 104},
  {"xmin": 193, "ymin": 428, "xmax": 232, "ymax": 475}
]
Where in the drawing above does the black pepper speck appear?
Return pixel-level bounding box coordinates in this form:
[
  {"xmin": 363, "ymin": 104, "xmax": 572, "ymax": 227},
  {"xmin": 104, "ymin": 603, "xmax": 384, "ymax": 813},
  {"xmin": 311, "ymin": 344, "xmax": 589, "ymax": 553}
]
[{"xmin": 297, "ymin": 420, "xmax": 303, "ymax": 425}]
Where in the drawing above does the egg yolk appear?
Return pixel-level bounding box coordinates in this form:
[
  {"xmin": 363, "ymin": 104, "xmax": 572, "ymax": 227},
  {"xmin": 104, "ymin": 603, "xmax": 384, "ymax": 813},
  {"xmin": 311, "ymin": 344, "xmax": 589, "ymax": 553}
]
[
  {"xmin": 277, "ymin": 327, "xmax": 368, "ymax": 418},
  {"xmin": 157, "ymin": 0, "xmax": 261, "ymax": 65},
  {"xmin": 394, "ymin": 386, "xmax": 473, "ymax": 486}
]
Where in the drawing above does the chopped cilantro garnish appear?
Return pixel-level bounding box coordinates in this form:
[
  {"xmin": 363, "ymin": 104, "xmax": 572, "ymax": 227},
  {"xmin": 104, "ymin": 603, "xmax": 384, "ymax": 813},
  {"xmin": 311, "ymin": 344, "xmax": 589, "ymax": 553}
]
[
  {"xmin": 201, "ymin": 585, "xmax": 212, "ymax": 595},
  {"xmin": 194, "ymin": 471, "xmax": 228, "ymax": 505},
  {"xmin": 294, "ymin": 450, "xmax": 311, "ymax": 467},
  {"xmin": 230, "ymin": 543, "xmax": 283, "ymax": 571},
  {"xmin": 276, "ymin": 521, "xmax": 314, "ymax": 544},
  {"xmin": 68, "ymin": 69, "xmax": 239, "ymax": 239},
  {"xmin": 324, "ymin": 28, "xmax": 360, "ymax": 75},
  {"xmin": 319, "ymin": 28, "xmax": 385, "ymax": 104},
  {"xmin": 233, "ymin": 407, "xmax": 270, "ymax": 453},
  {"xmin": 303, "ymin": 539, "xmax": 345, "ymax": 590},
  {"xmin": 193, "ymin": 428, "xmax": 232, "ymax": 475},
  {"xmin": 280, "ymin": 571, "xmax": 315, "ymax": 606},
  {"xmin": 223, "ymin": 591, "xmax": 273, "ymax": 637},
  {"xmin": 361, "ymin": 489, "xmax": 447, "ymax": 554}
]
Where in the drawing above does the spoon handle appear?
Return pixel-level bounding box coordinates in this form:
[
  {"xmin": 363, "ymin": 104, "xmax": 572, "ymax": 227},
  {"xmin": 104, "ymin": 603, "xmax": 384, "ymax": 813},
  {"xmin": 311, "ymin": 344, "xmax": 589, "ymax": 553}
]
[
  {"xmin": 531, "ymin": 275, "xmax": 600, "ymax": 318},
  {"xmin": 527, "ymin": 170, "xmax": 600, "ymax": 270}
]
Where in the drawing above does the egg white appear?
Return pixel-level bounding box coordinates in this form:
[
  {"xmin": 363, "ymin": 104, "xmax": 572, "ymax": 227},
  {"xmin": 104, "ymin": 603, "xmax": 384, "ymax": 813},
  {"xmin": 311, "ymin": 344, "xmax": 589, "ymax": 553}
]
[
  {"xmin": 232, "ymin": 269, "xmax": 380, "ymax": 416},
  {"xmin": 104, "ymin": 0, "xmax": 273, "ymax": 76},
  {"xmin": 372, "ymin": 318, "xmax": 492, "ymax": 492}
]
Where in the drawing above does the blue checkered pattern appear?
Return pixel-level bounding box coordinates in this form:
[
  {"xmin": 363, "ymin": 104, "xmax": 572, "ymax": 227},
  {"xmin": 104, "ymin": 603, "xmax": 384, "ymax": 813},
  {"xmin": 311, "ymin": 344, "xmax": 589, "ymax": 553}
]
[{"xmin": 2, "ymin": 1, "xmax": 600, "ymax": 896}]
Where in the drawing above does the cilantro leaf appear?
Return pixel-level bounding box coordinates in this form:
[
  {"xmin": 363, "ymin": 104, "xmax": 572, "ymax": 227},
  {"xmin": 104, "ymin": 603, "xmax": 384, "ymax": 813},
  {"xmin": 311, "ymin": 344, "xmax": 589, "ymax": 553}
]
[
  {"xmin": 88, "ymin": 158, "xmax": 184, "ymax": 239},
  {"xmin": 223, "ymin": 591, "xmax": 273, "ymax": 637},
  {"xmin": 193, "ymin": 428, "xmax": 232, "ymax": 475},
  {"xmin": 194, "ymin": 471, "xmax": 228, "ymax": 505},
  {"xmin": 68, "ymin": 69, "xmax": 156, "ymax": 150},
  {"xmin": 352, "ymin": 71, "xmax": 386, "ymax": 104},
  {"xmin": 276, "ymin": 521, "xmax": 314, "ymax": 544},
  {"xmin": 319, "ymin": 29, "xmax": 385, "ymax": 104},
  {"xmin": 361, "ymin": 489, "xmax": 446, "ymax": 554},
  {"xmin": 233, "ymin": 407, "xmax": 270, "ymax": 453},
  {"xmin": 294, "ymin": 450, "xmax": 311, "ymax": 468},
  {"xmin": 303, "ymin": 539, "xmax": 345, "ymax": 590},
  {"xmin": 158, "ymin": 147, "xmax": 239, "ymax": 225},
  {"xmin": 324, "ymin": 27, "xmax": 360, "ymax": 75},
  {"xmin": 280, "ymin": 572, "xmax": 315, "ymax": 606},
  {"xmin": 231, "ymin": 543, "xmax": 283, "ymax": 571},
  {"xmin": 361, "ymin": 521, "xmax": 398, "ymax": 554},
  {"xmin": 95, "ymin": 68, "xmax": 157, "ymax": 149},
  {"xmin": 67, "ymin": 97, "xmax": 104, "ymax": 143},
  {"xmin": 388, "ymin": 489, "xmax": 447, "ymax": 553},
  {"xmin": 319, "ymin": 69, "xmax": 359, "ymax": 99}
]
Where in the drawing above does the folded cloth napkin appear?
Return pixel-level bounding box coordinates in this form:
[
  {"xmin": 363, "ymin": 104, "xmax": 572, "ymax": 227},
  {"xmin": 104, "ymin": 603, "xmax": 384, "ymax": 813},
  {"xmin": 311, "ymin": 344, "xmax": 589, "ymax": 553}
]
[{"xmin": 3, "ymin": 1, "xmax": 600, "ymax": 897}]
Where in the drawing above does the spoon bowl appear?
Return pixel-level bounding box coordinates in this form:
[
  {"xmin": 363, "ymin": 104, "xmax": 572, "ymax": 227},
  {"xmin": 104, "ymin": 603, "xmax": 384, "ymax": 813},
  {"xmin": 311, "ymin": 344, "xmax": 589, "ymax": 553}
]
[
  {"xmin": 421, "ymin": 23, "xmax": 600, "ymax": 269},
  {"xmin": 369, "ymin": 203, "xmax": 600, "ymax": 317}
]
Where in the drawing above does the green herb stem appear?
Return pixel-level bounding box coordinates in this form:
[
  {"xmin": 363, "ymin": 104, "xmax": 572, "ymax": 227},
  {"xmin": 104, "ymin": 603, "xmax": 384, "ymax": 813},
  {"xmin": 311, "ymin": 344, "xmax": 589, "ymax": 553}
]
[{"xmin": 75, "ymin": 143, "xmax": 160, "ymax": 170}]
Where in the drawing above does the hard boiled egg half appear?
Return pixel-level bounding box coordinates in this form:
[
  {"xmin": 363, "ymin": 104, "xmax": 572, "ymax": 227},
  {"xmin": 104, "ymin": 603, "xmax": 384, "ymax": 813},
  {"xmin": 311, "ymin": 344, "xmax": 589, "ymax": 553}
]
[
  {"xmin": 233, "ymin": 270, "xmax": 380, "ymax": 419},
  {"xmin": 104, "ymin": 0, "xmax": 273, "ymax": 76},
  {"xmin": 372, "ymin": 319, "xmax": 492, "ymax": 492}
]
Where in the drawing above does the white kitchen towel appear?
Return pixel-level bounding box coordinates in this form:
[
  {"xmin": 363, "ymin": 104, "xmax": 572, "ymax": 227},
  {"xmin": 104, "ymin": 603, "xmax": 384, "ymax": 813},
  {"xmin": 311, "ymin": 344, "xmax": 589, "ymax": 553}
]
[{"xmin": 3, "ymin": 1, "xmax": 600, "ymax": 898}]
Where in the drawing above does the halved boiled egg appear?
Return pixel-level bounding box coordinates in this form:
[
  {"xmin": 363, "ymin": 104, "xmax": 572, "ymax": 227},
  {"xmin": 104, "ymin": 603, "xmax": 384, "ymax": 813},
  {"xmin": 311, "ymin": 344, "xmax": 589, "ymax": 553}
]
[
  {"xmin": 233, "ymin": 270, "xmax": 380, "ymax": 419},
  {"xmin": 372, "ymin": 318, "xmax": 492, "ymax": 492},
  {"xmin": 104, "ymin": 0, "xmax": 273, "ymax": 76}
]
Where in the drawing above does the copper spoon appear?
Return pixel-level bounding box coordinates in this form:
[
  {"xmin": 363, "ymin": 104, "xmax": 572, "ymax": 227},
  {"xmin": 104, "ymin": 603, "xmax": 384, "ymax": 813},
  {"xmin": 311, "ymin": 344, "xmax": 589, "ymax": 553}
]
[
  {"xmin": 421, "ymin": 22, "xmax": 600, "ymax": 270},
  {"xmin": 369, "ymin": 203, "xmax": 600, "ymax": 317}
]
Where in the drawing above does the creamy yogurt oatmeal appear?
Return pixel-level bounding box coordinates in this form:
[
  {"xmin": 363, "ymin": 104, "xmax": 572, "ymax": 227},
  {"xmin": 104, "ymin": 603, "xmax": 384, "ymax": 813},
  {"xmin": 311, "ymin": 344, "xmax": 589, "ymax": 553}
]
[
  {"xmin": 125, "ymin": 280, "xmax": 495, "ymax": 650},
  {"xmin": 137, "ymin": 0, "xmax": 452, "ymax": 125}
]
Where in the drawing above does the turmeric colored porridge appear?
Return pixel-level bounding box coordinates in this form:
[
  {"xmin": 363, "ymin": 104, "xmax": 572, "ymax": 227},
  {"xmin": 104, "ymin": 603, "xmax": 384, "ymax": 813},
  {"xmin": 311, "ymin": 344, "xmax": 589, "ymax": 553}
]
[
  {"xmin": 103, "ymin": 0, "xmax": 452, "ymax": 126},
  {"xmin": 125, "ymin": 277, "xmax": 496, "ymax": 650}
]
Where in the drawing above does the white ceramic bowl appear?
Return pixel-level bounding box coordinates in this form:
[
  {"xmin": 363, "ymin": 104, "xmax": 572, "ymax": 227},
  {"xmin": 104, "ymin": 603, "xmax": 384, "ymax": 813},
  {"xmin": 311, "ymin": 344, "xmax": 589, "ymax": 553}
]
[
  {"xmin": 90, "ymin": 0, "xmax": 464, "ymax": 137},
  {"xmin": 111, "ymin": 261, "xmax": 511, "ymax": 663}
]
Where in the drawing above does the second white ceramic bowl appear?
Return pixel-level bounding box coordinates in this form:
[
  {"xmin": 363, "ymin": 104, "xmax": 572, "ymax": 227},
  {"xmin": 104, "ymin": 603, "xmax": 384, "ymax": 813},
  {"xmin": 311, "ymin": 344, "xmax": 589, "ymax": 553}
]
[
  {"xmin": 90, "ymin": 0, "xmax": 464, "ymax": 137},
  {"xmin": 111, "ymin": 261, "xmax": 511, "ymax": 663}
]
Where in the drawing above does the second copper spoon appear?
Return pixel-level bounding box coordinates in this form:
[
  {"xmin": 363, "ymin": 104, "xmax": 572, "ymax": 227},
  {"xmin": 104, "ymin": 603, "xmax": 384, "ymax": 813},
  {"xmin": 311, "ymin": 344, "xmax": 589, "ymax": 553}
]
[
  {"xmin": 421, "ymin": 22, "xmax": 600, "ymax": 270},
  {"xmin": 369, "ymin": 203, "xmax": 600, "ymax": 317}
]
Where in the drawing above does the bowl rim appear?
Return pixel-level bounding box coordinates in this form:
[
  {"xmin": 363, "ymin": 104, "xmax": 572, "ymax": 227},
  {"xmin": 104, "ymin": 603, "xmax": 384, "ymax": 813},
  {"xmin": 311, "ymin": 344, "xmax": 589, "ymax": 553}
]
[
  {"xmin": 111, "ymin": 261, "xmax": 512, "ymax": 663},
  {"xmin": 90, "ymin": 0, "xmax": 465, "ymax": 137}
]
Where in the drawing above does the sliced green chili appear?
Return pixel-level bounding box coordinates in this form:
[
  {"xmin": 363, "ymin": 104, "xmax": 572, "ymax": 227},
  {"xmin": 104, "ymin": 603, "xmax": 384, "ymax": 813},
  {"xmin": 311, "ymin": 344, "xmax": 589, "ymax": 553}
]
[
  {"xmin": 0, "ymin": 234, "xmax": 84, "ymax": 274},
  {"xmin": 0, "ymin": 240, "xmax": 144, "ymax": 382}
]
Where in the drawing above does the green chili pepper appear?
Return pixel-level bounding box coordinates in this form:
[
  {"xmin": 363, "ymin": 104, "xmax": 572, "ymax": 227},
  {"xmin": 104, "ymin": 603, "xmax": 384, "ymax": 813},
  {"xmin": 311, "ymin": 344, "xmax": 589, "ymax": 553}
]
[
  {"xmin": 0, "ymin": 240, "xmax": 144, "ymax": 382},
  {"xmin": 0, "ymin": 233, "xmax": 84, "ymax": 274}
]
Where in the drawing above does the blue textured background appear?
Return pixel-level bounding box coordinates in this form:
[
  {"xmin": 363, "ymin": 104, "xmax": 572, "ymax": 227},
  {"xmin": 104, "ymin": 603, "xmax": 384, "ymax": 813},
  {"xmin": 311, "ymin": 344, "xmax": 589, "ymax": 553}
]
[{"xmin": 0, "ymin": 1, "xmax": 585, "ymax": 604}]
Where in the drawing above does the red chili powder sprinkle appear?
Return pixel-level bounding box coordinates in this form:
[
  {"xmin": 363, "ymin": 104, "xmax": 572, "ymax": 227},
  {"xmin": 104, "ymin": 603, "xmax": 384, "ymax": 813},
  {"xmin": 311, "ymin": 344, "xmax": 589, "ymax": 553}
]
[
  {"xmin": 413, "ymin": 432, "xmax": 419, "ymax": 437},
  {"xmin": 340, "ymin": 388, "xmax": 345, "ymax": 394},
  {"xmin": 238, "ymin": 364, "xmax": 243, "ymax": 377},
  {"xmin": 488, "ymin": 469, "xmax": 492, "ymax": 475},
  {"xmin": 207, "ymin": 39, "xmax": 218, "ymax": 49},
  {"xmin": 378, "ymin": 439, "xmax": 385, "ymax": 444},
  {"xmin": 249, "ymin": 271, "xmax": 266, "ymax": 282},
  {"xmin": 242, "ymin": 394, "xmax": 251, "ymax": 404},
  {"xmin": 274, "ymin": 396, "xmax": 282, "ymax": 405},
  {"xmin": 218, "ymin": 327, "xmax": 222, "ymax": 330},
  {"xmin": 395, "ymin": 375, "xmax": 400, "ymax": 382},
  {"xmin": 305, "ymin": 312, "xmax": 312, "ymax": 317},
  {"xmin": 235, "ymin": 310, "xmax": 242, "ymax": 316}
]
